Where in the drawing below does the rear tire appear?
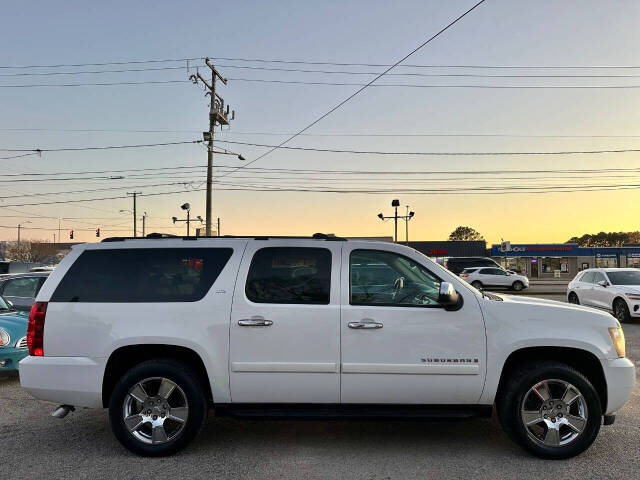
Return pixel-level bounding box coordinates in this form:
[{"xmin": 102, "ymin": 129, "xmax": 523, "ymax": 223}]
[
  {"xmin": 512, "ymin": 281, "xmax": 524, "ymax": 291},
  {"xmin": 108, "ymin": 359, "xmax": 208, "ymax": 456},
  {"xmin": 471, "ymin": 281, "xmax": 483, "ymax": 290},
  {"xmin": 613, "ymin": 298, "xmax": 631, "ymax": 323},
  {"xmin": 497, "ymin": 361, "xmax": 601, "ymax": 459},
  {"xmin": 568, "ymin": 292, "xmax": 580, "ymax": 305}
]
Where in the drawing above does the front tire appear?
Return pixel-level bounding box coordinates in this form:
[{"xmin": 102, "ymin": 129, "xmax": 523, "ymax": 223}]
[
  {"xmin": 613, "ymin": 298, "xmax": 631, "ymax": 323},
  {"xmin": 568, "ymin": 292, "xmax": 580, "ymax": 304},
  {"xmin": 497, "ymin": 361, "xmax": 601, "ymax": 459},
  {"xmin": 512, "ymin": 281, "xmax": 524, "ymax": 291},
  {"xmin": 108, "ymin": 359, "xmax": 208, "ymax": 456}
]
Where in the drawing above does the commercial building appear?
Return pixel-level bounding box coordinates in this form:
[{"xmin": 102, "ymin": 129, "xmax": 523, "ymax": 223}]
[
  {"xmin": 408, "ymin": 241, "xmax": 487, "ymax": 264},
  {"xmin": 490, "ymin": 243, "xmax": 640, "ymax": 278}
]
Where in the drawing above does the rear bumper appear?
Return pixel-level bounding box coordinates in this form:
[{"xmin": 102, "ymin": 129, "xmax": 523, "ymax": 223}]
[
  {"xmin": 19, "ymin": 356, "xmax": 106, "ymax": 408},
  {"xmin": 601, "ymin": 357, "xmax": 636, "ymax": 414}
]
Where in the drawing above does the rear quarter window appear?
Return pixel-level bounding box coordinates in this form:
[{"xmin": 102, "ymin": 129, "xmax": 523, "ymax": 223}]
[{"xmin": 51, "ymin": 248, "xmax": 233, "ymax": 303}]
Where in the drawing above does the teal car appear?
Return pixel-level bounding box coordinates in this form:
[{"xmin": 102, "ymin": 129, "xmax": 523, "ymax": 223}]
[{"xmin": 0, "ymin": 295, "xmax": 29, "ymax": 371}]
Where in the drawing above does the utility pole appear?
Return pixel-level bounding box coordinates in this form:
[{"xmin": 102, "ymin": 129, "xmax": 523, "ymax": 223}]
[
  {"xmin": 217, "ymin": 217, "xmax": 221, "ymax": 237},
  {"xmin": 141, "ymin": 212, "xmax": 147, "ymax": 238},
  {"xmin": 127, "ymin": 192, "xmax": 141, "ymax": 237},
  {"xmin": 377, "ymin": 200, "xmax": 414, "ymax": 243},
  {"xmin": 190, "ymin": 58, "xmax": 235, "ymax": 236},
  {"xmin": 58, "ymin": 217, "xmax": 61, "ymax": 245},
  {"xmin": 17, "ymin": 221, "xmax": 31, "ymax": 245}
]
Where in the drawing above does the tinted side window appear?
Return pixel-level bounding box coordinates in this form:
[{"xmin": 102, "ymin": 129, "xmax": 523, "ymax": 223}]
[
  {"xmin": 3, "ymin": 277, "xmax": 40, "ymax": 297},
  {"xmin": 245, "ymin": 247, "xmax": 331, "ymax": 304},
  {"xmin": 580, "ymin": 272, "xmax": 595, "ymax": 283},
  {"xmin": 592, "ymin": 272, "xmax": 607, "ymax": 284},
  {"xmin": 51, "ymin": 248, "xmax": 232, "ymax": 303},
  {"xmin": 351, "ymin": 249, "xmax": 442, "ymax": 307}
]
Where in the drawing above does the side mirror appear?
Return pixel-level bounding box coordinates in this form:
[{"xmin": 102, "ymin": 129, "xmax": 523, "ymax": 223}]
[
  {"xmin": 439, "ymin": 282, "xmax": 463, "ymax": 311},
  {"xmin": 6, "ymin": 300, "xmax": 13, "ymax": 308},
  {"xmin": 597, "ymin": 280, "xmax": 608, "ymax": 287}
]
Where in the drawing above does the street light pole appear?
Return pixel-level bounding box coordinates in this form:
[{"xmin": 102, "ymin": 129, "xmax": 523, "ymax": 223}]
[
  {"xmin": 172, "ymin": 203, "xmax": 203, "ymax": 237},
  {"xmin": 394, "ymin": 202, "xmax": 398, "ymax": 244},
  {"xmin": 377, "ymin": 200, "xmax": 414, "ymax": 244},
  {"xmin": 405, "ymin": 205, "xmax": 410, "ymax": 245}
]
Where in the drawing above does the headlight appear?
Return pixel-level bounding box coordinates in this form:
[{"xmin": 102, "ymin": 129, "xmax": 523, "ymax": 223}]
[
  {"xmin": 609, "ymin": 327, "xmax": 626, "ymax": 358},
  {"xmin": 625, "ymin": 293, "xmax": 640, "ymax": 301},
  {"xmin": 0, "ymin": 328, "xmax": 10, "ymax": 347}
]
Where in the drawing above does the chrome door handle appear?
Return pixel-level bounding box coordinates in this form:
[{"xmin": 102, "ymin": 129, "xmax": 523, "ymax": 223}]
[
  {"xmin": 348, "ymin": 320, "xmax": 383, "ymax": 329},
  {"xmin": 238, "ymin": 318, "xmax": 273, "ymax": 327}
]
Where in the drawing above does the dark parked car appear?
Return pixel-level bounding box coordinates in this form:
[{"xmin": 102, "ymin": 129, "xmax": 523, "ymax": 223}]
[
  {"xmin": 445, "ymin": 257, "xmax": 501, "ymax": 275},
  {"xmin": 0, "ymin": 272, "xmax": 50, "ymax": 311}
]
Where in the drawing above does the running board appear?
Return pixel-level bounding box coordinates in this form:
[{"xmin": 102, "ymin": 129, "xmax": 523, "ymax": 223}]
[{"xmin": 214, "ymin": 404, "xmax": 493, "ymax": 420}]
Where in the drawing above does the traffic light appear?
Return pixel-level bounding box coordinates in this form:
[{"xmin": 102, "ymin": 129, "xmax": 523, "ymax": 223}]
[
  {"xmin": 96, "ymin": 228, "xmax": 100, "ymax": 238},
  {"xmin": 69, "ymin": 230, "xmax": 74, "ymax": 240}
]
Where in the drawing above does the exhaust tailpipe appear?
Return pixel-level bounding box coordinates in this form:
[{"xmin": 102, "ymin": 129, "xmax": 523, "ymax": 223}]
[{"xmin": 52, "ymin": 405, "xmax": 75, "ymax": 419}]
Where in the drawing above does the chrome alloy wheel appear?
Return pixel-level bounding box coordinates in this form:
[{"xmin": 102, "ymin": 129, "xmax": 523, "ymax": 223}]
[
  {"xmin": 614, "ymin": 301, "xmax": 628, "ymax": 323},
  {"xmin": 123, "ymin": 377, "xmax": 189, "ymax": 445},
  {"xmin": 520, "ymin": 379, "xmax": 588, "ymax": 447}
]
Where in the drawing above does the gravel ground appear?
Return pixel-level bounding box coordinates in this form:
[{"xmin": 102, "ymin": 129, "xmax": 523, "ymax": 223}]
[{"xmin": 1, "ymin": 305, "xmax": 638, "ymax": 480}]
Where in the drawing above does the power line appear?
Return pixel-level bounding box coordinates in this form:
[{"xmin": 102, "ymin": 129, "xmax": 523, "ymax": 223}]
[
  {"xmin": 214, "ymin": 63, "xmax": 640, "ymax": 78},
  {"xmin": 3, "ymin": 181, "xmax": 640, "ymax": 208},
  {"xmin": 0, "ymin": 140, "xmax": 201, "ymax": 153},
  {"xmin": 3, "ymin": 163, "xmax": 640, "ymax": 180},
  {"xmin": 0, "ymin": 79, "xmax": 189, "ymax": 88},
  {"xmin": 6, "ymin": 127, "xmax": 640, "ymax": 139},
  {"xmin": 10, "ymin": 77, "xmax": 640, "ymax": 89},
  {"xmin": 211, "ymin": 56, "xmax": 640, "ymax": 70},
  {"xmin": 220, "ymin": 0, "xmax": 487, "ymax": 179},
  {"xmin": 227, "ymin": 77, "xmax": 640, "ymax": 89},
  {"xmin": 5, "ymin": 55, "xmax": 640, "ymax": 71},
  {"xmin": 0, "ymin": 65, "xmax": 204, "ymax": 77},
  {"xmin": 216, "ymin": 139, "xmax": 640, "ymax": 156},
  {"xmin": 0, "ymin": 57, "xmax": 203, "ymax": 69},
  {"xmin": 0, "ymin": 152, "xmax": 41, "ymax": 160}
]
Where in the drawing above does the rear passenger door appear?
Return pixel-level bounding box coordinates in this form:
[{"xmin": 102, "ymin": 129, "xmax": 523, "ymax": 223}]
[
  {"xmin": 229, "ymin": 240, "xmax": 342, "ymax": 403},
  {"xmin": 577, "ymin": 272, "xmax": 596, "ymax": 306},
  {"xmin": 483, "ymin": 268, "xmax": 510, "ymax": 287}
]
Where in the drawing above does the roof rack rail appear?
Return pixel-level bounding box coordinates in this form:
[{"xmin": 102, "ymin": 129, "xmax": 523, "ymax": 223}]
[{"xmin": 101, "ymin": 232, "xmax": 347, "ymax": 243}]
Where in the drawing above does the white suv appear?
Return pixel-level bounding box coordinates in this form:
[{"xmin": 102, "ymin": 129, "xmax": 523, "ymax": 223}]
[
  {"xmin": 461, "ymin": 267, "xmax": 529, "ymax": 291},
  {"xmin": 19, "ymin": 235, "xmax": 634, "ymax": 458},
  {"xmin": 568, "ymin": 268, "xmax": 640, "ymax": 323}
]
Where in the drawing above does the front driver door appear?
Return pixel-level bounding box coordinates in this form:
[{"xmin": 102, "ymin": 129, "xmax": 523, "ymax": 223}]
[
  {"xmin": 590, "ymin": 272, "xmax": 613, "ymax": 310},
  {"xmin": 341, "ymin": 245, "xmax": 486, "ymax": 404}
]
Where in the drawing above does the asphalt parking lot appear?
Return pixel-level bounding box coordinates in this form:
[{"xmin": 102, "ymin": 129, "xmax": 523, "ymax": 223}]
[{"xmin": 1, "ymin": 299, "xmax": 638, "ymax": 480}]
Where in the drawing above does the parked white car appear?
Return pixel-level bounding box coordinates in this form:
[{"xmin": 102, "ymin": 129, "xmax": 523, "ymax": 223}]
[
  {"xmin": 19, "ymin": 236, "xmax": 634, "ymax": 459},
  {"xmin": 568, "ymin": 268, "xmax": 640, "ymax": 323},
  {"xmin": 460, "ymin": 267, "xmax": 529, "ymax": 291}
]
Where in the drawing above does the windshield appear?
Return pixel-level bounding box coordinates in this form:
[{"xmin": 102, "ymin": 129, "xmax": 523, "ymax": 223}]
[
  {"xmin": 0, "ymin": 296, "xmax": 11, "ymax": 310},
  {"xmin": 606, "ymin": 270, "xmax": 640, "ymax": 285}
]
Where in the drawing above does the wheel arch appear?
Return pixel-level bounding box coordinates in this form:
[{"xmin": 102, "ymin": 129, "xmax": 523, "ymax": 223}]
[
  {"xmin": 102, "ymin": 344, "xmax": 213, "ymax": 408},
  {"xmin": 496, "ymin": 346, "xmax": 607, "ymax": 412},
  {"xmin": 612, "ymin": 296, "xmax": 627, "ymax": 308}
]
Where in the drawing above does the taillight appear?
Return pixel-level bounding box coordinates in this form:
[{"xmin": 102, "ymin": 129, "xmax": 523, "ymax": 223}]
[
  {"xmin": 27, "ymin": 301, "xmax": 47, "ymax": 356},
  {"xmin": 460, "ymin": 274, "xmax": 469, "ymax": 278}
]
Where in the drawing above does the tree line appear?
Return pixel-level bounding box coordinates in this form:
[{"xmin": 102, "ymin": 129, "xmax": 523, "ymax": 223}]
[{"xmin": 566, "ymin": 231, "xmax": 640, "ymax": 247}]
